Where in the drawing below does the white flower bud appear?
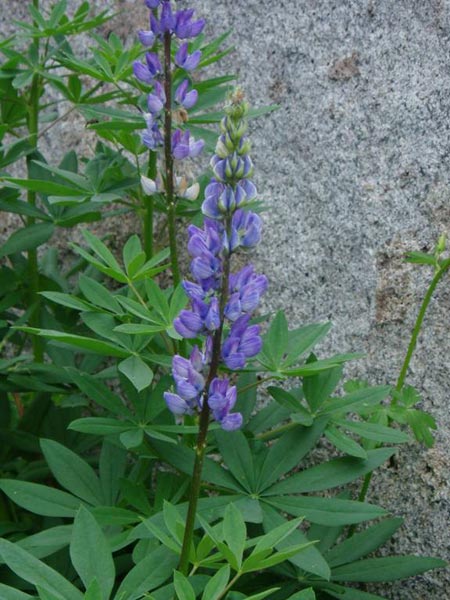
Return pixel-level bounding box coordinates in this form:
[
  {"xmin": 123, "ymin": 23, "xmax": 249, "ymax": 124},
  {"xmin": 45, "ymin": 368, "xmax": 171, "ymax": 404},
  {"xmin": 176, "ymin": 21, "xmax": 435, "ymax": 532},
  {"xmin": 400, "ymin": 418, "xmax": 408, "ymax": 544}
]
[
  {"xmin": 184, "ymin": 182, "xmax": 200, "ymax": 201},
  {"xmin": 141, "ymin": 175, "xmax": 157, "ymax": 195}
]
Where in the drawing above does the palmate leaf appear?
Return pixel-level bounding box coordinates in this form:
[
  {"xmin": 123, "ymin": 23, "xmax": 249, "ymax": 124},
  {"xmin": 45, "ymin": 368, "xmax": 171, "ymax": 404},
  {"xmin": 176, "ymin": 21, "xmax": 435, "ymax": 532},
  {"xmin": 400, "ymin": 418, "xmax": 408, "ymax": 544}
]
[{"xmin": 0, "ymin": 223, "xmax": 55, "ymax": 257}]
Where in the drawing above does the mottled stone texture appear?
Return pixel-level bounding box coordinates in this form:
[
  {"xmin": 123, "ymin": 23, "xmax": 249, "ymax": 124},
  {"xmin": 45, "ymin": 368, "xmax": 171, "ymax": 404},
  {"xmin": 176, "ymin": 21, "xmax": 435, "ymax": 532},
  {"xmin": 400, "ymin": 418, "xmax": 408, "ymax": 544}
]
[{"xmin": 2, "ymin": 0, "xmax": 450, "ymax": 597}]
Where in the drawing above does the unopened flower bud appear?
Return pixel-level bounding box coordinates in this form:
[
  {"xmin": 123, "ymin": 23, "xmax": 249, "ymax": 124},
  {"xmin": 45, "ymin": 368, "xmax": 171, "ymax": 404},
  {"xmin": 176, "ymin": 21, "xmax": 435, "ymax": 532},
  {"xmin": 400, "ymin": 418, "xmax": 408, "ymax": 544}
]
[{"xmin": 141, "ymin": 175, "xmax": 157, "ymax": 195}]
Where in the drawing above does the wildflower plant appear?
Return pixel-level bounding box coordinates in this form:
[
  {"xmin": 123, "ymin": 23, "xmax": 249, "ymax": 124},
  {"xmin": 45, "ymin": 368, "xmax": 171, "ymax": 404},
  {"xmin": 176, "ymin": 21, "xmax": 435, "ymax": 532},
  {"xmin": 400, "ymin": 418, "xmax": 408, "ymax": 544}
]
[{"xmin": 0, "ymin": 1, "xmax": 448, "ymax": 600}]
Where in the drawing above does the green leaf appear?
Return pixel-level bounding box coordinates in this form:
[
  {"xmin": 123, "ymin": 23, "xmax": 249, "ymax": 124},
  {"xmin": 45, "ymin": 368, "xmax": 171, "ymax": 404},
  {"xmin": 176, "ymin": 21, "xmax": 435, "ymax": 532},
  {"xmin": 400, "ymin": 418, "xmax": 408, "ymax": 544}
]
[
  {"xmin": 303, "ymin": 363, "xmax": 342, "ymax": 412},
  {"xmin": 405, "ymin": 251, "xmax": 436, "ymax": 266},
  {"xmin": 286, "ymin": 590, "xmax": 316, "ymax": 600},
  {"xmin": 201, "ymin": 565, "xmax": 230, "ymax": 600},
  {"xmin": 282, "ymin": 322, "xmax": 332, "ymax": 367},
  {"xmin": 67, "ymin": 368, "xmax": 129, "ymax": 416},
  {"xmin": 265, "ymin": 496, "xmax": 386, "ymax": 526},
  {"xmin": 40, "ymin": 292, "xmax": 93, "ymax": 312},
  {"xmin": 223, "ymin": 504, "xmax": 246, "ymax": 569},
  {"xmin": 256, "ymin": 421, "xmax": 326, "ymax": 491},
  {"xmin": 265, "ymin": 448, "xmax": 395, "ymax": 495},
  {"xmin": 262, "ymin": 505, "xmax": 330, "ymax": 580},
  {"xmin": 325, "ymin": 427, "xmax": 367, "ymax": 459},
  {"xmin": 145, "ymin": 278, "xmax": 170, "ymax": 320},
  {"xmin": 215, "ymin": 429, "xmax": 255, "ymax": 492},
  {"xmin": 79, "ymin": 274, "xmax": 122, "ymax": 313},
  {"xmin": 0, "ymin": 539, "xmax": 83, "ymax": 600},
  {"xmin": 40, "ymin": 439, "xmax": 103, "ymax": 505},
  {"xmin": 0, "ymin": 223, "xmax": 54, "ymax": 257},
  {"xmin": 15, "ymin": 525, "xmax": 72, "ymax": 560},
  {"xmin": 115, "ymin": 545, "xmax": 178, "ymax": 600},
  {"xmin": 331, "ymin": 556, "xmax": 447, "ymax": 582},
  {"xmin": 320, "ymin": 385, "xmax": 392, "ymax": 416},
  {"xmin": 173, "ymin": 571, "xmax": 196, "ymax": 600},
  {"xmin": 18, "ymin": 328, "xmax": 129, "ymax": 357},
  {"xmin": 2, "ymin": 176, "xmax": 84, "ymax": 196},
  {"xmin": 283, "ymin": 354, "xmax": 363, "ymax": 377},
  {"xmin": 118, "ymin": 354, "xmax": 154, "ymax": 391},
  {"xmin": 69, "ymin": 417, "xmax": 134, "ymax": 436},
  {"xmin": 0, "ymin": 479, "xmax": 82, "ymax": 517},
  {"xmin": 259, "ymin": 311, "xmax": 288, "ymax": 369},
  {"xmin": 320, "ymin": 585, "xmax": 386, "ymax": 600},
  {"xmin": 255, "ymin": 516, "xmax": 303, "ymax": 553},
  {"xmin": 336, "ymin": 420, "xmax": 410, "ymax": 443},
  {"xmin": 84, "ymin": 580, "xmax": 103, "ymax": 600},
  {"xmin": 70, "ymin": 506, "xmax": 115, "ymax": 600},
  {"xmin": 0, "ymin": 584, "xmax": 34, "ymax": 599},
  {"xmin": 325, "ymin": 518, "xmax": 404, "ymax": 567}
]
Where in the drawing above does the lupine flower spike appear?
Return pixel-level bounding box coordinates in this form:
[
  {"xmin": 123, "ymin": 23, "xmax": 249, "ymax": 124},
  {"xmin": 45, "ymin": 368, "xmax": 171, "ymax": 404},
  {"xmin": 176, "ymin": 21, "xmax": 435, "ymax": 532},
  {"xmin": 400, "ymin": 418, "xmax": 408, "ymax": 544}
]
[{"xmin": 164, "ymin": 89, "xmax": 267, "ymax": 431}]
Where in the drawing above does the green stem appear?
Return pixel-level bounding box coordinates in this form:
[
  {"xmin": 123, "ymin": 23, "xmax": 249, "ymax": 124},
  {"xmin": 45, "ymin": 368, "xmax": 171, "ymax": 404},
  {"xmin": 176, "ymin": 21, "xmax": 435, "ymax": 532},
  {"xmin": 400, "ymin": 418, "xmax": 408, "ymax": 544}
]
[
  {"xmin": 393, "ymin": 260, "xmax": 450, "ymax": 398},
  {"xmin": 143, "ymin": 150, "xmax": 157, "ymax": 259},
  {"xmin": 27, "ymin": 0, "xmax": 43, "ymax": 363},
  {"xmin": 178, "ymin": 223, "xmax": 232, "ymax": 575},
  {"xmin": 163, "ymin": 30, "xmax": 181, "ymax": 287},
  {"xmin": 351, "ymin": 259, "xmax": 450, "ymax": 518}
]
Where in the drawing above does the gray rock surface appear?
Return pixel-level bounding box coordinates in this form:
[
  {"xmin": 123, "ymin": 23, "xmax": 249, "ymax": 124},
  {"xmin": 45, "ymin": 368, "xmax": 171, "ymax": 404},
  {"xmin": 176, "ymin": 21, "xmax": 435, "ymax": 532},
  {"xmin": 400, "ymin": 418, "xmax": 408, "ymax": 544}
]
[{"xmin": 2, "ymin": 0, "xmax": 450, "ymax": 597}]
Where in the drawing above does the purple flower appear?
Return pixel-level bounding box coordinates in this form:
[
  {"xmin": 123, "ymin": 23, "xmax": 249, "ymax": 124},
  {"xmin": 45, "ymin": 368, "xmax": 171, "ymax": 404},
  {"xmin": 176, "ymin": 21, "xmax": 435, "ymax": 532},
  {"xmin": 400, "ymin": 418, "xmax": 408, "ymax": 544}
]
[
  {"xmin": 188, "ymin": 221, "xmax": 223, "ymax": 258},
  {"xmin": 163, "ymin": 392, "xmax": 193, "ymax": 415},
  {"xmin": 172, "ymin": 352, "xmax": 205, "ymax": 400},
  {"xmin": 228, "ymin": 265, "xmax": 268, "ymax": 315},
  {"xmin": 133, "ymin": 61, "xmax": 154, "ymax": 84},
  {"xmin": 230, "ymin": 209, "xmax": 262, "ymax": 250},
  {"xmin": 222, "ymin": 315, "xmax": 262, "ymax": 369},
  {"xmin": 211, "ymin": 153, "xmax": 253, "ymax": 182},
  {"xmin": 174, "ymin": 297, "xmax": 220, "ymax": 338},
  {"xmin": 142, "ymin": 114, "xmax": 163, "ymax": 150},
  {"xmin": 160, "ymin": 0, "xmax": 175, "ymax": 32},
  {"xmin": 208, "ymin": 378, "xmax": 242, "ymax": 430},
  {"xmin": 133, "ymin": 53, "xmax": 162, "ymax": 85},
  {"xmin": 147, "ymin": 81, "xmax": 166, "ymax": 114},
  {"xmin": 146, "ymin": 52, "xmax": 162, "ymax": 76},
  {"xmin": 172, "ymin": 129, "xmax": 204, "ymax": 160},
  {"xmin": 138, "ymin": 29, "xmax": 156, "ymax": 47},
  {"xmin": 183, "ymin": 280, "xmax": 206, "ymax": 301},
  {"xmin": 175, "ymin": 42, "xmax": 202, "ymax": 71},
  {"xmin": 174, "ymin": 9, "xmax": 205, "ymax": 39},
  {"xmin": 145, "ymin": 0, "xmax": 161, "ymax": 8},
  {"xmin": 175, "ymin": 79, "xmax": 198, "ymax": 110}
]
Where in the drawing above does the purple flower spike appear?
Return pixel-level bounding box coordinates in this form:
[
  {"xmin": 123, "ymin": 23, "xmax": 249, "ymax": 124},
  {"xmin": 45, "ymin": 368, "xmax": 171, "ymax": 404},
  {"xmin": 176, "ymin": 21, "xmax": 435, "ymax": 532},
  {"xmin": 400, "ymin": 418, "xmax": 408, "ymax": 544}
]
[
  {"xmin": 175, "ymin": 80, "xmax": 198, "ymax": 110},
  {"xmin": 175, "ymin": 42, "xmax": 202, "ymax": 71},
  {"xmin": 145, "ymin": 0, "xmax": 161, "ymax": 8}
]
